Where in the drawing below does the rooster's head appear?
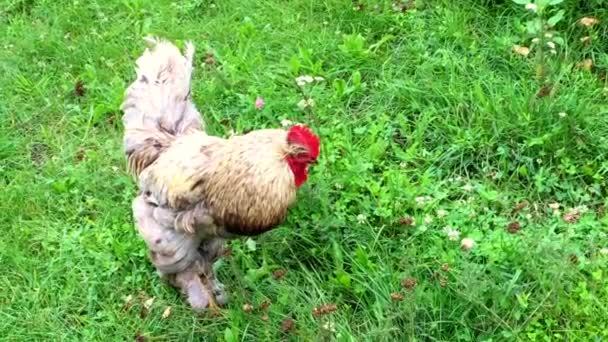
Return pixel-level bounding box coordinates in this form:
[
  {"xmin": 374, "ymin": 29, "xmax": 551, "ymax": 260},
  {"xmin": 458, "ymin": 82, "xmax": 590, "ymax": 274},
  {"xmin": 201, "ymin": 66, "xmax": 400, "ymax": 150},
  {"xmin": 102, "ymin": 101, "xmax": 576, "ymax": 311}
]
[{"xmin": 285, "ymin": 125, "xmax": 320, "ymax": 187}]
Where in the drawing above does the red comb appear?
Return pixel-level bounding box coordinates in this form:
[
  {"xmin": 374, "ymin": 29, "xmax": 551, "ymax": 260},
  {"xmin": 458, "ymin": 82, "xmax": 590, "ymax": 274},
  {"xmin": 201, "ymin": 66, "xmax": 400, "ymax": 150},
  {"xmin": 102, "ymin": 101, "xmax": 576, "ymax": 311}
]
[{"xmin": 287, "ymin": 125, "xmax": 320, "ymax": 158}]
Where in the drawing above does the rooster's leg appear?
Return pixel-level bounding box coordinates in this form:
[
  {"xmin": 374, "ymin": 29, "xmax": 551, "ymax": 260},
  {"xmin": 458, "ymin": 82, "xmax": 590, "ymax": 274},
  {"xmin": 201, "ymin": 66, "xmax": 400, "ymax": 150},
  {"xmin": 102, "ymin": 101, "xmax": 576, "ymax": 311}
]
[
  {"xmin": 202, "ymin": 277, "xmax": 221, "ymax": 313},
  {"xmin": 210, "ymin": 277, "xmax": 228, "ymax": 306},
  {"xmin": 173, "ymin": 269, "xmax": 212, "ymax": 312},
  {"xmin": 197, "ymin": 238, "xmax": 229, "ymax": 307}
]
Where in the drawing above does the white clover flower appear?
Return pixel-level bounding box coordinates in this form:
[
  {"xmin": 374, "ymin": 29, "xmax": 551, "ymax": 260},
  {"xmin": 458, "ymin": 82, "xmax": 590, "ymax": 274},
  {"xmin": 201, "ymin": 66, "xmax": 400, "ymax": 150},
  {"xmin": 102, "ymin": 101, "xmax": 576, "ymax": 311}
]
[
  {"xmin": 424, "ymin": 215, "xmax": 433, "ymax": 224},
  {"xmin": 356, "ymin": 214, "xmax": 367, "ymax": 224},
  {"xmin": 460, "ymin": 238, "xmax": 475, "ymax": 251},
  {"xmin": 558, "ymin": 112, "xmax": 567, "ymax": 118},
  {"xmin": 443, "ymin": 227, "xmax": 461, "ymax": 241},
  {"xmin": 462, "ymin": 184, "xmax": 474, "ymax": 192},
  {"xmin": 546, "ymin": 41, "xmax": 556, "ymax": 49},
  {"xmin": 297, "ymin": 98, "xmax": 315, "ymax": 110},
  {"xmin": 437, "ymin": 209, "xmax": 448, "ymax": 218},
  {"xmin": 314, "ymin": 76, "xmax": 325, "ymax": 82},
  {"xmin": 280, "ymin": 119, "xmax": 293, "ymax": 127},
  {"xmin": 415, "ymin": 196, "xmax": 431, "ymax": 207},
  {"xmin": 295, "ymin": 75, "xmax": 314, "ymax": 86},
  {"xmin": 525, "ymin": 3, "xmax": 537, "ymax": 11},
  {"xmin": 323, "ymin": 321, "xmax": 336, "ymax": 332},
  {"xmin": 532, "ymin": 38, "xmax": 540, "ymax": 44}
]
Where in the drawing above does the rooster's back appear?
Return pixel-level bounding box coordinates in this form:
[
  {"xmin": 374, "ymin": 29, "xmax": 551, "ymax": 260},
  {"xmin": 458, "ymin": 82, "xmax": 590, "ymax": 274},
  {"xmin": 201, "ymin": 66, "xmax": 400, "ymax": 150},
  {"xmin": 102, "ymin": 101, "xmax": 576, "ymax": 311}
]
[{"xmin": 121, "ymin": 37, "xmax": 204, "ymax": 176}]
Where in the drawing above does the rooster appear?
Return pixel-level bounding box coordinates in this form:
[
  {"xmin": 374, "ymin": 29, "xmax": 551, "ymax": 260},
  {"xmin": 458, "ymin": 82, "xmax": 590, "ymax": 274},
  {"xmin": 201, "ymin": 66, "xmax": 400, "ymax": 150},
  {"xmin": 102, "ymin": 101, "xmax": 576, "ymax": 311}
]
[{"xmin": 120, "ymin": 37, "xmax": 320, "ymax": 311}]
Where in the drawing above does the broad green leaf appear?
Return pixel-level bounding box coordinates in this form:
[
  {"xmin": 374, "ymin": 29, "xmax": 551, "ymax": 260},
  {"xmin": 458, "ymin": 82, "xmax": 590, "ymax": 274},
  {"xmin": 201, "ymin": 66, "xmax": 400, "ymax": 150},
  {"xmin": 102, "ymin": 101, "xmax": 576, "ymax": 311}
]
[
  {"xmin": 553, "ymin": 36, "xmax": 565, "ymax": 45},
  {"xmin": 288, "ymin": 55, "xmax": 300, "ymax": 74},
  {"xmin": 352, "ymin": 70, "xmax": 362, "ymax": 87},
  {"xmin": 245, "ymin": 238, "xmax": 257, "ymax": 251},
  {"xmin": 547, "ymin": 9, "xmax": 565, "ymax": 27},
  {"xmin": 526, "ymin": 19, "xmax": 542, "ymax": 35}
]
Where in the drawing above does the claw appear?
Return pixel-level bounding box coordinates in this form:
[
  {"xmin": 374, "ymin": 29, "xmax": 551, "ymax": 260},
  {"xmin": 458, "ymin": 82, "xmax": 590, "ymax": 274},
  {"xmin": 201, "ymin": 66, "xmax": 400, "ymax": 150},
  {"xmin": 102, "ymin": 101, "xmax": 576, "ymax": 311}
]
[
  {"xmin": 202, "ymin": 277, "xmax": 224, "ymax": 316},
  {"xmin": 210, "ymin": 279, "xmax": 228, "ymax": 306}
]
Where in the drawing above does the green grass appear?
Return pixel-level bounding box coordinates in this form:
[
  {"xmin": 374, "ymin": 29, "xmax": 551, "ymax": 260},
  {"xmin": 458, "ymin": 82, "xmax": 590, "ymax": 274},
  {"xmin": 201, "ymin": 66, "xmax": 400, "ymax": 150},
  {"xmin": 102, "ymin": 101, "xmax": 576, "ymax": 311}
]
[{"xmin": 1, "ymin": 0, "xmax": 608, "ymax": 340}]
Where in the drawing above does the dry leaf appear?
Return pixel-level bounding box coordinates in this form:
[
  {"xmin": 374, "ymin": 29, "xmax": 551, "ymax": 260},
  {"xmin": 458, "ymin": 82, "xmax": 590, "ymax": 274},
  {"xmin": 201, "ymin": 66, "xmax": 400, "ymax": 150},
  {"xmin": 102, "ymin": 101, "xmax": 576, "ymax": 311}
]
[
  {"xmin": 569, "ymin": 253, "xmax": 579, "ymax": 265},
  {"xmin": 439, "ymin": 277, "xmax": 448, "ymax": 287},
  {"xmin": 579, "ymin": 17, "xmax": 599, "ymax": 27},
  {"xmin": 401, "ymin": 278, "xmax": 417, "ymax": 290},
  {"xmin": 242, "ymin": 303, "xmax": 253, "ymax": 313},
  {"xmin": 597, "ymin": 205, "xmax": 605, "ymax": 217},
  {"xmin": 576, "ymin": 59, "xmax": 593, "ymax": 71},
  {"xmin": 312, "ymin": 304, "xmax": 338, "ymax": 317},
  {"xmin": 162, "ymin": 306, "xmax": 172, "ymax": 319},
  {"xmin": 272, "ymin": 269, "xmax": 287, "ymax": 280},
  {"xmin": 135, "ymin": 332, "xmax": 146, "ymax": 342},
  {"xmin": 513, "ymin": 201, "xmax": 529, "ymax": 212},
  {"xmin": 281, "ymin": 317, "xmax": 295, "ymax": 332},
  {"xmin": 536, "ymin": 84, "xmax": 553, "ymax": 98},
  {"xmin": 75, "ymin": 149, "xmax": 86, "ymax": 163},
  {"xmin": 390, "ymin": 292, "xmax": 405, "ymax": 302},
  {"xmin": 74, "ymin": 80, "xmax": 86, "ymax": 97},
  {"xmin": 392, "ymin": 0, "xmax": 415, "ymax": 12},
  {"xmin": 441, "ymin": 263, "xmax": 451, "ymax": 272},
  {"xmin": 563, "ymin": 208, "xmax": 581, "ymax": 224},
  {"xmin": 548, "ymin": 202, "xmax": 560, "ymax": 210},
  {"xmin": 580, "ymin": 36, "xmax": 591, "ymax": 44},
  {"xmin": 399, "ymin": 216, "xmax": 415, "ymax": 226},
  {"xmin": 144, "ymin": 297, "xmax": 155, "ymax": 310},
  {"xmin": 261, "ymin": 314, "xmax": 269, "ymax": 321},
  {"xmin": 30, "ymin": 143, "xmax": 49, "ymax": 167},
  {"xmin": 140, "ymin": 297, "xmax": 155, "ymax": 318},
  {"xmin": 507, "ymin": 221, "xmax": 521, "ymax": 234},
  {"xmin": 204, "ymin": 52, "xmax": 215, "ymax": 65},
  {"xmin": 221, "ymin": 246, "xmax": 232, "ymax": 257},
  {"xmin": 122, "ymin": 294, "xmax": 133, "ymax": 311},
  {"xmin": 512, "ymin": 44, "xmax": 530, "ymax": 56},
  {"xmin": 260, "ymin": 299, "xmax": 271, "ymax": 311},
  {"xmin": 105, "ymin": 113, "xmax": 116, "ymax": 125}
]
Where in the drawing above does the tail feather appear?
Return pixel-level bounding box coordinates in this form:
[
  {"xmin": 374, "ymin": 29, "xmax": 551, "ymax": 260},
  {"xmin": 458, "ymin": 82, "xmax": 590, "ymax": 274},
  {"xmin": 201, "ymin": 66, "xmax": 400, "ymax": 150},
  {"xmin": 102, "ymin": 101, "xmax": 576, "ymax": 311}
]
[{"xmin": 121, "ymin": 37, "xmax": 204, "ymax": 176}]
